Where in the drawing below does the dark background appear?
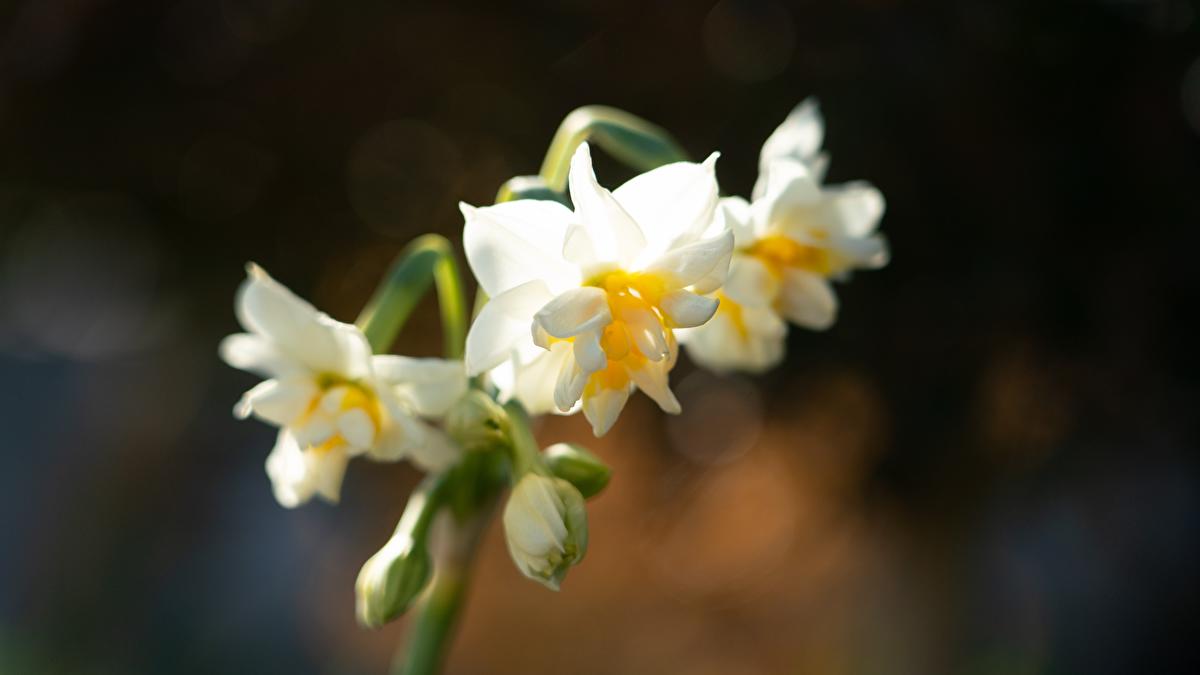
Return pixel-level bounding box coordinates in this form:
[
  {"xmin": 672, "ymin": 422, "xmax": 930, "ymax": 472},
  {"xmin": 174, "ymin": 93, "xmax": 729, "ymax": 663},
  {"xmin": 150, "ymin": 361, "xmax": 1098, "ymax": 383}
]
[{"xmin": 2, "ymin": 0, "xmax": 1198, "ymax": 673}]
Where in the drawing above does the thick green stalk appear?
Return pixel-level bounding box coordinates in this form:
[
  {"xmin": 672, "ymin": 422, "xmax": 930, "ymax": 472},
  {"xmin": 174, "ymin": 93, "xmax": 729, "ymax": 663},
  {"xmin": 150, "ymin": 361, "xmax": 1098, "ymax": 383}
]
[
  {"xmin": 356, "ymin": 234, "xmax": 467, "ymax": 359},
  {"xmin": 393, "ymin": 507, "xmax": 492, "ymax": 675}
]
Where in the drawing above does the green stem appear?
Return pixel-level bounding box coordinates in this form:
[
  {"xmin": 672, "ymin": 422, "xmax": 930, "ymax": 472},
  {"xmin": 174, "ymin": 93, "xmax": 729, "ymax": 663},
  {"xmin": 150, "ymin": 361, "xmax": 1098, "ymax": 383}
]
[
  {"xmin": 393, "ymin": 507, "xmax": 492, "ymax": 675},
  {"xmin": 538, "ymin": 105, "xmax": 690, "ymax": 192},
  {"xmin": 502, "ymin": 401, "xmax": 546, "ymax": 479},
  {"xmin": 394, "ymin": 452, "xmax": 504, "ymax": 675},
  {"xmin": 356, "ymin": 234, "xmax": 468, "ymax": 359}
]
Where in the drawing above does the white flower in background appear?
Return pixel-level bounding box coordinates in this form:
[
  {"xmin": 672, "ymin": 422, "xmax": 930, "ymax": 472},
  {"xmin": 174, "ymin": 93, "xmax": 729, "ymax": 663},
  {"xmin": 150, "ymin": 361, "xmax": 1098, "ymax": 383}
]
[
  {"xmin": 502, "ymin": 473, "xmax": 587, "ymax": 590},
  {"xmin": 220, "ymin": 264, "xmax": 466, "ymax": 507},
  {"xmin": 462, "ymin": 142, "xmax": 733, "ymax": 436},
  {"xmin": 680, "ymin": 100, "xmax": 889, "ymax": 373}
]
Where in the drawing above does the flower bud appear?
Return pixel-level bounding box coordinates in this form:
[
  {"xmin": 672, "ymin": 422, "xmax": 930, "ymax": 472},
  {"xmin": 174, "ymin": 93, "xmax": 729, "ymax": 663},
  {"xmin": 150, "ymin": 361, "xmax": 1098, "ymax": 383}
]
[
  {"xmin": 502, "ymin": 473, "xmax": 588, "ymax": 590},
  {"xmin": 355, "ymin": 526, "xmax": 433, "ymax": 629},
  {"xmin": 544, "ymin": 443, "xmax": 611, "ymax": 499},
  {"xmin": 444, "ymin": 389, "xmax": 509, "ymax": 453}
]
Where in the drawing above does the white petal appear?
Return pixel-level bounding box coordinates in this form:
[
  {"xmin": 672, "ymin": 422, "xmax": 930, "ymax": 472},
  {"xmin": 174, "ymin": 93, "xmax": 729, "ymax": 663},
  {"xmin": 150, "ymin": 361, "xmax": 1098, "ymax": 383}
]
[
  {"xmin": 234, "ymin": 376, "xmax": 318, "ymax": 426},
  {"xmin": 722, "ymin": 255, "xmax": 779, "ymax": 308},
  {"xmin": 553, "ymin": 348, "xmax": 588, "ymax": 412},
  {"xmin": 568, "ymin": 143, "xmax": 646, "ymax": 267},
  {"xmin": 510, "ymin": 343, "xmax": 577, "ymax": 415},
  {"xmin": 371, "ymin": 396, "xmax": 424, "ymax": 461},
  {"xmin": 718, "ymin": 196, "xmax": 758, "ymax": 249},
  {"xmin": 572, "ymin": 329, "xmax": 608, "ymax": 373},
  {"xmin": 404, "ymin": 424, "xmax": 462, "ymax": 473},
  {"xmin": 533, "ymin": 287, "xmax": 612, "ymax": 339},
  {"xmin": 465, "ymin": 281, "xmax": 554, "ymax": 375},
  {"xmin": 264, "ymin": 430, "xmax": 313, "ymax": 508},
  {"xmin": 265, "ymin": 431, "xmax": 348, "ymax": 508},
  {"xmin": 778, "ymin": 269, "xmax": 838, "ymax": 330},
  {"xmin": 219, "ymin": 333, "xmax": 302, "ymax": 379},
  {"xmin": 236, "ymin": 264, "xmax": 353, "ymax": 376},
  {"xmin": 644, "ymin": 230, "xmax": 734, "ymax": 294},
  {"xmin": 611, "ymin": 153, "xmax": 720, "ymax": 255},
  {"xmin": 307, "ymin": 448, "xmax": 351, "ymax": 504},
  {"xmin": 758, "ymin": 98, "xmax": 824, "ymax": 181},
  {"xmin": 561, "ymin": 223, "xmax": 599, "ymax": 270},
  {"xmin": 757, "ymin": 161, "xmax": 822, "ymax": 232},
  {"xmin": 628, "ymin": 361, "xmax": 681, "ymax": 414},
  {"xmin": 819, "ymin": 182, "xmax": 886, "ymax": 239},
  {"xmin": 461, "ymin": 200, "xmax": 579, "ymax": 297},
  {"xmin": 681, "ymin": 303, "xmax": 787, "ymax": 374},
  {"xmin": 622, "ymin": 303, "xmax": 670, "ymax": 361},
  {"xmin": 373, "ymin": 355, "xmax": 467, "ymax": 417},
  {"xmin": 658, "ymin": 290, "xmax": 720, "ymax": 328},
  {"xmin": 581, "ymin": 383, "xmax": 631, "ymax": 437},
  {"xmin": 337, "ymin": 408, "xmax": 376, "ymax": 450},
  {"xmin": 292, "ymin": 414, "xmax": 336, "ymax": 448}
]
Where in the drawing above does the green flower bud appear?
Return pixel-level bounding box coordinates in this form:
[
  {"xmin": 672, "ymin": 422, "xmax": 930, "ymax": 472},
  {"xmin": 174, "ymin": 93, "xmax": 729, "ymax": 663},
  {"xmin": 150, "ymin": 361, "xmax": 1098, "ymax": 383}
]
[
  {"xmin": 444, "ymin": 389, "xmax": 509, "ymax": 453},
  {"xmin": 502, "ymin": 473, "xmax": 588, "ymax": 591},
  {"xmin": 355, "ymin": 508, "xmax": 434, "ymax": 629},
  {"xmin": 544, "ymin": 443, "xmax": 611, "ymax": 499}
]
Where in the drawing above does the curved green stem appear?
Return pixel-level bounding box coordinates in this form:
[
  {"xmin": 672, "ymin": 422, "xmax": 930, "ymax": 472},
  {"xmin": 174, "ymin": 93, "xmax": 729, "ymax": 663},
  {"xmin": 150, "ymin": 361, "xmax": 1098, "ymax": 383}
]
[
  {"xmin": 502, "ymin": 401, "xmax": 546, "ymax": 479},
  {"xmin": 356, "ymin": 234, "xmax": 468, "ymax": 359},
  {"xmin": 538, "ymin": 105, "xmax": 690, "ymax": 192},
  {"xmin": 393, "ymin": 506, "xmax": 492, "ymax": 675},
  {"xmin": 394, "ymin": 451, "xmax": 506, "ymax": 675}
]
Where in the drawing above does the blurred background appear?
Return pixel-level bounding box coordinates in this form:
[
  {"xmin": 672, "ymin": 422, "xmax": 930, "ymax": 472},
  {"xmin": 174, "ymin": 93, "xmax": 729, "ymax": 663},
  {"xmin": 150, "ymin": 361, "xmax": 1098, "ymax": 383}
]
[{"xmin": 2, "ymin": 0, "xmax": 1198, "ymax": 673}]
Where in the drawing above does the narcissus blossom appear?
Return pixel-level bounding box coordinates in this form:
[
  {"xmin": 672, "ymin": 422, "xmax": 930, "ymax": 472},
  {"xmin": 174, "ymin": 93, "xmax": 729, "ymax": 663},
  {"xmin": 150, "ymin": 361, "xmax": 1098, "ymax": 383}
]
[
  {"xmin": 681, "ymin": 100, "xmax": 888, "ymax": 373},
  {"xmin": 463, "ymin": 142, "xmax": 733, "ymax": 435},
  {"xmin": 220, "ymin": 264, "xmax": 465, "ymax": 507}
]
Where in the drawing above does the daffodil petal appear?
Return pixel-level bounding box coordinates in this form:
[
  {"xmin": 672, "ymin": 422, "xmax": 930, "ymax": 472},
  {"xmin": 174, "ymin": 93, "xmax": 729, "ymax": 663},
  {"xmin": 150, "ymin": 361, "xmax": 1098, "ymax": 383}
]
[
  {"xmin": 461, "ymin": 200, "xmax": 579, "ymax": 297},
  {"xmin": 628, "ymin": 361, "xmax": 681, "ymax": 414},
  {"xmin": 658, "ymin": 289, "xmax": 720, "ymax": 328},
  {"xmin": 723, "ymin": 255, "xmax": 779, "ymax": 308},
  {"xmin": 337, "ymin": 408, "xmax": 376, "ymax": 451},
  {"xmin": 219, "ymin": 333, "xmax": 302, "ymax": 379},
  {"xmin": 404, "ymin": 424, "xmax": 461, "ymax": 473},
  {"xmin": 572, "ymin": 329, "xmax": 608, "ymax": 374},
  {"xmin": 533, "ymin": 287, "xmax": 612, "ymax": 339},
  {"xmin": 757, "ymin": 98, "xmax": 824, "ymax": 186},
  {"xmin": 644, "ymin": 229, "xmax": 734, "ymax": 294},
  {"xmin": 553, "ymin": 349, "xmax": 588, "ymax": 412},
  {"xmin": 718, "ymin": 196, "xmax": 758, "ymax": 249},
  {"xmin": 611, "ymin": 153, "xmax": 720, "ymax": 254},
  {"xmin": 778, "ymin": 269, "xmax": 837, "ymax": 330},
  {"xmin": 568, "ymin": 143, "xmax": 646, "ymax": 267},
  {"xmin": 234, "ymin": 376, "xmax": 318, "ymax": 426},
  {"xmin": 236, "ymin": 264, "xmax": 348, "ymax": 375},
  {"xmin": 373, "ymin": 355, "xmax": 467, "ymax": 417},
  {"xmin": 582, "ymin": 384, "xmax": 631, "ymax": 437},
  {"xmin": 465, "ymin": 281, "xmax": 555, "ymax": 375}
]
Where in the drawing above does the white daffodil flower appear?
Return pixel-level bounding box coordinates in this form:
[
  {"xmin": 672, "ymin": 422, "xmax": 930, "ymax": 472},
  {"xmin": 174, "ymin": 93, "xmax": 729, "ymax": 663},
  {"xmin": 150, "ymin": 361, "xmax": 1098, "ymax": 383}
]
[
  {"xmin": 680, "ymin": 102, "xmax": 888, "ymax": 373},
  {"xmin": 502, "ymin": 473, "xmax": 587, "ymax": 590},
  {"xmin": 220, "ymin": 264, "xmax": 466, "ymax": 507},
  {"xmin": 462, "ymin": 142, "xmax": 734, "ymax": 436}
]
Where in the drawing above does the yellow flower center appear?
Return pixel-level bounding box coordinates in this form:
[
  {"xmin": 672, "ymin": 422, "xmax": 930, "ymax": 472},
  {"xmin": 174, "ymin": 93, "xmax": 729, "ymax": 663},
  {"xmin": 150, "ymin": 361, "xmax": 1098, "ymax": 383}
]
[
  {"xmin": 715, "ymin": 291, "xmax": 750, "ymax": 341},
  {"xmin": 299, "ymin": 374, "xmax": 383, "ymax": 453},
  {"xmin": 747, "ymin": 234, "xmax": 834, "ymax": 277},
  {"xmin": 575, "ymin": 270, "xmax": 676, "ymax": 393}
]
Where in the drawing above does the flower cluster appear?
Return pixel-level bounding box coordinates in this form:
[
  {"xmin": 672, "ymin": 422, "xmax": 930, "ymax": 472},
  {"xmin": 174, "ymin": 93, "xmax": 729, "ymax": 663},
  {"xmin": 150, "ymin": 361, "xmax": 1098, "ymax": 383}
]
[{"xmin": 219, "ymin": 100, "xmax": 888, "ymax": 636}]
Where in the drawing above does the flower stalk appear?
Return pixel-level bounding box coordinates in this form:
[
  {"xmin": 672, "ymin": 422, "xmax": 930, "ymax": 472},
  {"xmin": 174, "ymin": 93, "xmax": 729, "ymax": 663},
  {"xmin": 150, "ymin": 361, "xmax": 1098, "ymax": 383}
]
[
  {"xmin": 537, "ymin": 105, "xmax": 689, "ymax": 192},
  {"xmin": 357, "ymin": 234, "xmax": 468, "ymax": 359}
]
